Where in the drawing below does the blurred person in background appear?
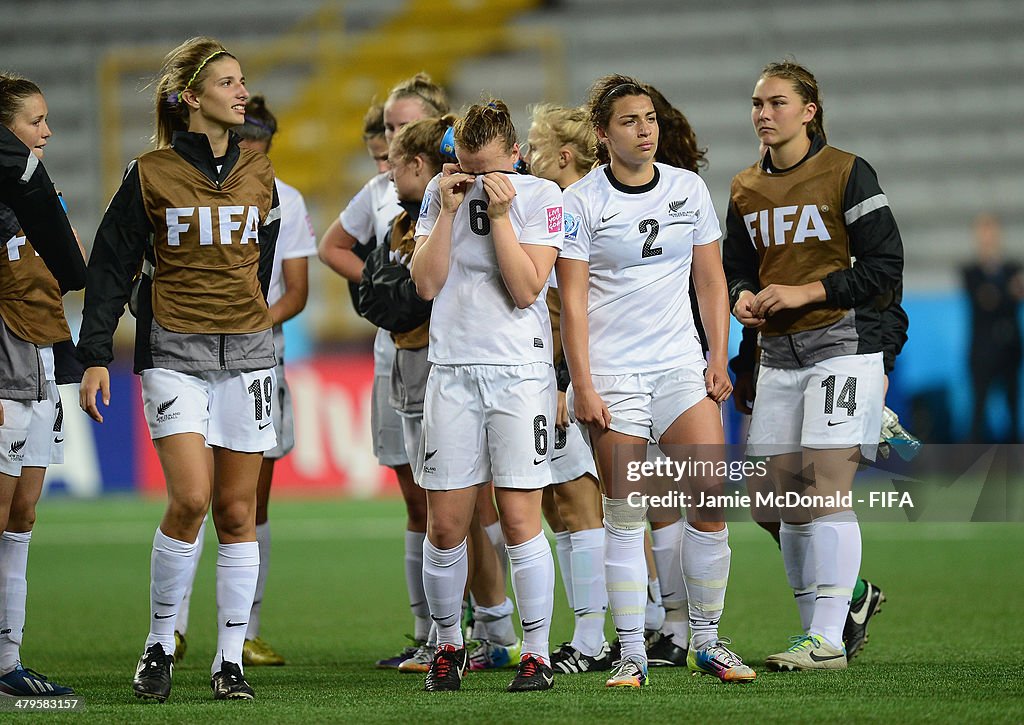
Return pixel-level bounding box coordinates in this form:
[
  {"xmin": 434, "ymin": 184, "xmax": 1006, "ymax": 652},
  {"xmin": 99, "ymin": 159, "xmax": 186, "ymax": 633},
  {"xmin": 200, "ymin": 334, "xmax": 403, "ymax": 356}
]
[
  {"xmin": 963, "ymin": 212, "xmax": 1022, "ymax": 443},
  {"xmin": 363, "ymin": 102, "xmax": 389, "ymax": 175},
  {"xmin": 0, "ymin": 72, "xmax": 82, "ymax": 698}
]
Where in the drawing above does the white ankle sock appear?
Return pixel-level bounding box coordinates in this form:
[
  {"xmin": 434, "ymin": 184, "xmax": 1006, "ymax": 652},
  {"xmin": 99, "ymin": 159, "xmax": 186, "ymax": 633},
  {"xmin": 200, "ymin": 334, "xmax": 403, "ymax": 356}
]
[
  {"xmin": 682, "ymin": 523, "xmax": 731, "ymax": 650},
  {"xmin": 507, "ymin": 532, "xmax": 554, "ymax": 664},
  {"xmin": 553, "ymin": 530, "xmax": 574, "ymax": 610},
  {"xmin": 604, "ymin": 521, "xmax": 646, "ymax": 662},
  {"xmin": 246, "ymin": 522, "xmax": 271, "ymax": 640},
  {"xmin": 809, "ymin": 511, "xmax": 861, "ymax": 650},
  {"xmin": 651, "ymin": 521, "xmax": 688, "ymax": 644},
  {"xmin": 473, "ymin": 597, "xmax": 516, "ymax": 646},
  {"xmin": 422, "ymin": 538, "xmax": 468, "ymax": 648},
  {"xmin": 146, "ymin": 529, "xmax": 199, "ymax": 656},
  {"xmin": 780, "ymin": 521, "xmax": 816, "ymax": 632},
  {"xmin": 404, "ymin": 531, "xmax": 430, "ymax": 641},
  {"xmin": 568, "ymin": 527, "xmax": 607, "ymax": 656},
  {"xmin": 212, "ymin": 541, "xmax": 259, "ymax": 675},
  {"xmin": 0, "ymin": 531, "xmax": 31, "ymax": 673}
]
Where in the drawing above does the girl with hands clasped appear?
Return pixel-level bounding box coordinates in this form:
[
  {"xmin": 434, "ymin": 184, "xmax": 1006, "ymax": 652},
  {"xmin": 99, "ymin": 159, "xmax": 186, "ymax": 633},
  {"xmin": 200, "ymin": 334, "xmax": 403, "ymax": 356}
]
[{"xmin": 558, "ymin": 75, "xmax": 754, "ymax": 689}]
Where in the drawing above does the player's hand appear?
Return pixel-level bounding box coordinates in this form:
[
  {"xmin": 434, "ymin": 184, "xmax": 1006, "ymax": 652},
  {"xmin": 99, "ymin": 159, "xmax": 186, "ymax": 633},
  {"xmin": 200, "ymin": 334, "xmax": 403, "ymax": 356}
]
[
  {"xmin": 438, "ymin": 163, "xmax": 475, "ymax": 214},
  {"xmin": 705, "ymin": 362, "xmax": 733, "ymax": 404},
  {"xmin": 573, "ymin": 386, "xmax": 611, "ymax": 431},
  {"xmin": 733, "ymin": 291, "xmax": 766, "ymax": 328},
  {"xmin": 482, "ymin": 172, "xmax": 516, "ymax": 219},
  {"xmin": 80, "ymin": 366, "xmax": 110, "ymax": 423},
  {"xmin": 556, "ymin": 390, "xmax": 570, "ymax": 430},
  {"xmin": 750, "ymin": 284, "xmax": 814, "ymax": 318},
  {"xmin": 732, "ymin": 370, "xmax": 755, "ymax": 415}
]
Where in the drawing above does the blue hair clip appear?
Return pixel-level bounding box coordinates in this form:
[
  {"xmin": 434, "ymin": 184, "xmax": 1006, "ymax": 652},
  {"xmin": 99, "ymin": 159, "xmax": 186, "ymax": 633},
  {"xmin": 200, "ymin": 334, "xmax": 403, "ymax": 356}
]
[
  {"xmin": 439, "ymin": 125, "xmax": 457, "ymax": 161},
  {"xmin": 166, "ymin": 91, "xmax": 180, "ymax": 106}
]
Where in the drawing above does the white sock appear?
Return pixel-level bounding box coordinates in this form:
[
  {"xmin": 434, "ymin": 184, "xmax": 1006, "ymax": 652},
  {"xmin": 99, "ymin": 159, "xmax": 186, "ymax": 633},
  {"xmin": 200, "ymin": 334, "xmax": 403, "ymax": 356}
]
[
  {"xmin": 422, "ymin": 538, "xmax": 468, "ymax": 648},
  {"xmin": 568, "ymin": 527, "xmax": 607, "ymax": 656},
  {"xmin": 177, "ymin": 517, "xmax": 206, "ymax": 636},
  {"xmin": 473, "ymin": 597, "xmax": 516, "ymax": 646},
  {"xmin": 651, "ymin": 521, "xmax": 688, "ymax": 644},
  {"xmin": 605, "ymin": 521, "xmax": 647, "ymax": 662},
  {"xmin": 780, "ymin": 521, "xmax": 816, "ymax": 632},
  {"xmin": 246, "ymin": 522, "xmax": 271, "ymax": 640},
  {"xmin": 645, "ymin": 577, "xmax": 665, "ymax": 632},
  {"xmin": 0, "ymin": 531, "xmax": 31, "ymax": 673},
  {"xmin": 404, "ymin": 531, "xmax": 430, "ymax": 641},
  {"xmin": 146, "ymin": 529, "xmax": 199, "ymax": 656},
  {"xmin": 483, "ymin": 521, "xmax": 508, "ymax": 581},
  {"xmin": 553, "ymin": 530, "xmax": 574, "ymax": 610},
  {"xmin": 809, "ymin": 511, "xmax": 861, "ymax": 650},
  {"xmin": 507, "ymin": 532, "xmax": 554, "ymax": 664},
  {"xmin": 212, "ymin": 541, "xmax": 259, "ymax": 675},
  {"xmin": 682, "ymin": 523, "xmax": 731, "ymax": 650}
]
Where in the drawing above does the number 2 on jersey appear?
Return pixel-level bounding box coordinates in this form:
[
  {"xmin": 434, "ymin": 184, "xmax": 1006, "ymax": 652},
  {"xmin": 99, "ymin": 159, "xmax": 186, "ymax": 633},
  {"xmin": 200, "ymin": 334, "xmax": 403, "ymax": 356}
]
[{"xmin": 639, "ymin": 219, "xmax": 662, "ymax": 258}]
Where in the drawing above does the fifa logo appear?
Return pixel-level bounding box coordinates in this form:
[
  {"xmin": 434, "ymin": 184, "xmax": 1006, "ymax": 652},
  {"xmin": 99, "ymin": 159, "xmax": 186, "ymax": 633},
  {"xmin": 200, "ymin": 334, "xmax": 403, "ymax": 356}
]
[
  {"xmin": 164, "ymin": 206, "xmax": 261, "ymax": 246},
  {"xmin": 742, "ymin": 205, "xmax": 831, "ymax": 247}
]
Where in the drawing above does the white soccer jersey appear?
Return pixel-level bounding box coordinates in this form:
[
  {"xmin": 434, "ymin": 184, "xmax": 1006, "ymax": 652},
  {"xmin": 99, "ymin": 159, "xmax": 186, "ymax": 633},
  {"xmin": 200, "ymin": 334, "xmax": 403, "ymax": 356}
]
[
  {"xmin": 560, "ymin": 163, "xmax": 721, "ymax": 375},
  {"xmin": 267, "ymin": 178, "xmax": 317, "ymax": 307},
  {"xmin": 416, "ymin": 172, "xmax": 563, "ymax": 365},
  {"xmin": 338, "ymin": 172, "xmax": 403, "ymax": 375}
]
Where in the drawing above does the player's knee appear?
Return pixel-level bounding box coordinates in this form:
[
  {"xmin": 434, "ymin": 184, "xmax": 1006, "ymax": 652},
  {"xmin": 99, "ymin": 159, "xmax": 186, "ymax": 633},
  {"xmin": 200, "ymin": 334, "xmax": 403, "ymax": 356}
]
[
  {"xmin": 166, "ymin": 492, "xmax": 210, "ymax": 526},
  {"xmin": 212, "ymin": 498, "xmax": 255, "ymax": 537},
  {"xmin": 603, "ymin": 495, "xmax": 647, "ymax": 531}
]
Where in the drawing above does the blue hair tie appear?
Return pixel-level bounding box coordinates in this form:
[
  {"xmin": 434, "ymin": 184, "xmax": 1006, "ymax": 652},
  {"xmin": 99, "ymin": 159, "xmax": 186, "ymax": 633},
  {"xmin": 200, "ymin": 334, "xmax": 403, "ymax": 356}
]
[{"xmin": 439, "ymin": 126, "xmax": 457, "ymax": 160}]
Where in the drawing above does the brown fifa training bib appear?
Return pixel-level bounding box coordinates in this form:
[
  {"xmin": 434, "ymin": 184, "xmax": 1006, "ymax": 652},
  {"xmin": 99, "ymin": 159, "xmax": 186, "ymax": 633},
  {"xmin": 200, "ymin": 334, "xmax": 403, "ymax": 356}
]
[{"xmin": 0, "ymin": 228, "xmax": 71, "ymax": 344}]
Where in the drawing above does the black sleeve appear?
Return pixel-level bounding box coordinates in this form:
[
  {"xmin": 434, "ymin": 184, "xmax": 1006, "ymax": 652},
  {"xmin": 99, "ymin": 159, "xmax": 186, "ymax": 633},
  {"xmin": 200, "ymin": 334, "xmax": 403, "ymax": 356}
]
[
  {"xmin": 729, "ymin": 325, "xmax": 759, "ymax": 376},
  {"xmin": 879, "ymin": 281, "xmax": 909, "ymax": 374},
  {"xmin": 555, "ymin": 356, "xmax": 571, "ymax": 393},
  {"xmin": 258, "ymin": 183, "xmax": 280, "ymax": 302},
  {"xmin": 357, "ymin": 242, "xmax": 432, "ymax": 333},
  {"xmin": 76, "ymin": 162, "xmax": 151, "ymax": 368},
  {"xmin": 821, "ymin": 158, "xmax": 904, "ymax": 309},
  {"xmin": 722, "ymin": 200, "xmax": 761, "ymax": 309},
  {"xmin": 0, "ymin": 127, "xmax": 87, "ymax": 293}
]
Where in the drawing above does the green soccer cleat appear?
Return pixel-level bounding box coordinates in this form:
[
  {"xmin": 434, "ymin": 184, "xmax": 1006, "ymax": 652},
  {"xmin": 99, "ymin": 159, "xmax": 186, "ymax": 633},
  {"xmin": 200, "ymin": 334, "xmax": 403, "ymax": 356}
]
[{"xmin": 765, "ymin": 634, "xmax": 847, "ymax": 671}]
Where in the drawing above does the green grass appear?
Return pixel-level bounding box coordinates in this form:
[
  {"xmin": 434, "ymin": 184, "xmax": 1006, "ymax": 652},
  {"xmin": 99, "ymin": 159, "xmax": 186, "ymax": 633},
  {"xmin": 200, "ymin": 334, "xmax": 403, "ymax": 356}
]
[{"xmin": 20, "ymin": 497, "xmax": 1024, "ymax": 723}]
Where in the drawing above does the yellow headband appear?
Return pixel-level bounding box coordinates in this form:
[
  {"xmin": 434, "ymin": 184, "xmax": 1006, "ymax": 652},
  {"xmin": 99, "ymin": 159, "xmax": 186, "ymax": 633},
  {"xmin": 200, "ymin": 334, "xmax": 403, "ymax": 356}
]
[{"xmin": 183, "ymin": 50, "xmax": 228, "ymax": 92}]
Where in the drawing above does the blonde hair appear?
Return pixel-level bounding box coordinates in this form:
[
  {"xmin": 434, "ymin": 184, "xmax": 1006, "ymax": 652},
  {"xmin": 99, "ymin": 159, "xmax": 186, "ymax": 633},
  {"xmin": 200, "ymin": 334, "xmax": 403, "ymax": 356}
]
[
  {"xmin": 454, "ymin": 99, "xmax": 516, "ymax": 154},
  {"xmin": 386, "ymin": 73, "xmax": 450, "ymax": 116},
  {"xmin": 153, "ymin": 36, "xmax": 235, "ymax": 148},
  {"xmin": 390, "ymin": 114, "xmax": 457, "ymax": 174},
  {"xmin": 529, "ymin": 103, "xmax": 596, "ymax": 176}
]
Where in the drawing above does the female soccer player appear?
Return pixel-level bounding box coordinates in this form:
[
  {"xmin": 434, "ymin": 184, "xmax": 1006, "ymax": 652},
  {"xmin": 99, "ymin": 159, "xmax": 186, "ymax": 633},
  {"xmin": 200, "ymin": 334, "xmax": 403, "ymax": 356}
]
[
  {"xmin": 0, "ymin": 72, "xmax": 79, "ymax": 698},
  {"xmin": 522, "ymin": 103, "xmax": 610, "ymax": 674},
  {"xmin": 410, "ymin": 100, "xmax": 561, "ymax": 693},
  {"xmin": 318, "ymin": 76, "xmax": 448, "ymax": 668},
  {"xmin": 559, "ymin": 75, "xmax": 755, "ymax": 688},
  {"xmin": 78, "ymin": 37, "xmax": 279, "ymax": 702},
  {"xmin": 723, "ymin": 60, "xmax": 903, "ymax": 671}
]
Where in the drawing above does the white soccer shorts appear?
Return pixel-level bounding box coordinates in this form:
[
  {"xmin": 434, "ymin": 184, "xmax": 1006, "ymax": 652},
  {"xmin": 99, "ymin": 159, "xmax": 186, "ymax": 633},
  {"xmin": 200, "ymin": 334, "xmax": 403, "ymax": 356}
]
[
  {"xmin": 0, "ymin": 398, "xmax": 33, "ymax": 477},
  {"xmin": 141, "ymin": 367, "xmax": 278, "ymax": 453},
  {"xmin": 264, "ymin": 360, "xmax": 294, "ymax": 460},
  {"xmin": 550, "ymin": 416, "xmax": 597, "ymax": 484},
  {"xmin": 747, "ymin": 352, "xmax": 884, "ymax": 460},
  {"xmin": 371, "ymin": 373, "xmax": 410, "ymax": 467},
  {"xmin": 20, "ymin": 381, "xmax": 65, "ymax": 468},
  {"xmin": 418, "ymin": 363, "xmax": 556, "ymax": 491}
]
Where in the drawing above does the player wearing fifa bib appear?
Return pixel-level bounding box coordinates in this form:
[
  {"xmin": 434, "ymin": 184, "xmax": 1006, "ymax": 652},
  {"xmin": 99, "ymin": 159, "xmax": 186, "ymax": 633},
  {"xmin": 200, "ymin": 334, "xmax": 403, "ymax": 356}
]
[
  {"xmin": 411, "ymin": 100, "xmax": 560, "ymax": 694},
  {"xmin": 558, "ymin": 76, "xmax": 755, "ymax": 689}
]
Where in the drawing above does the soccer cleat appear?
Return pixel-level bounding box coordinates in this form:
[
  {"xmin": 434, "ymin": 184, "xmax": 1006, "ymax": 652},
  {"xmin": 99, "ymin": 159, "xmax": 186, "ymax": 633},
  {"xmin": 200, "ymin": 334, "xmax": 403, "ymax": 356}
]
[
  {"xmin": 132, "ymin": 642, "xmax": 173, "ymax": 702},
  {"xmin": 376, "ymin": 636, "xmax": 422, "ymax": 669},
  {"xmin": 468, "ymin": 638, "xmax": 521, "ymax": 670},
  {"xmin": 646, "ymin": 632, "xmax": 688, "ymax": 667},
  {"xmin": 844, "ymin": 580, "xmax": 886, "ymax": 660},
  {"xmin": 550, "ymin": 641, "xmax": 613, "ymax": 674},
  {"xmin": 0, "ymin": 664, "xmax": 74, "ymax": 696},
  {"xmin": 397, "ymin": 643, "xmax": 433, "ymax": 673},
  {"xmin": 243, "ymin": 637, "xmax": 286, "ymax": 667},
  {"xmin": 507, "ymin": 654, "xmax": 554, "ymax": 692},
  {"xmin": 686, "ymin": 638, "xmax": 756, "ymax": 682},
  {"xmin": 604, "ymin": 656, "xmax": 648, "ymax": 688},
  {"xmin": 765, "ymin": 634, "xmax": 847, "ymax": 672},
  {"xmin": 173, "ymin": 630, "xmax": 187, "ymax": 662},
  {"xmin": 211, "ymin": 660, "xmax": 255, "ymax": 700},
  {"xmin": 424, "ymin": 644, "xmax": 468, "ymax": 692}
]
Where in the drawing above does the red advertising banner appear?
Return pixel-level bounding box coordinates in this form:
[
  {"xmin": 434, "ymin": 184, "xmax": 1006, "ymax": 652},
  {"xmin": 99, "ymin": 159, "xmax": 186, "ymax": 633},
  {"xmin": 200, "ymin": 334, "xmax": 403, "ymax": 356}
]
[{"xmin": 136, "ymin": 353, "xmax": 398, "ymax": 496}]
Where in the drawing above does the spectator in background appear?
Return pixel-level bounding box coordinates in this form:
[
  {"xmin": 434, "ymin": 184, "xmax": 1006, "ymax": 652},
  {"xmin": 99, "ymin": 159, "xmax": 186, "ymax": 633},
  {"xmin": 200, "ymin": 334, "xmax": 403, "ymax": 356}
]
[{"xmin": 963, "ymin": 213, "xmax": 1023, "ymax": 443}]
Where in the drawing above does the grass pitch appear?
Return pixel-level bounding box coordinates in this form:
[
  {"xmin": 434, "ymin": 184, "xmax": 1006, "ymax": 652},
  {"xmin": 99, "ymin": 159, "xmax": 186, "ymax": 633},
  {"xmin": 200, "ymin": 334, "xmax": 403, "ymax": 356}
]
[{"xmin": 21, "ymin": 497, "xmax": 1024, "ymax": 723}]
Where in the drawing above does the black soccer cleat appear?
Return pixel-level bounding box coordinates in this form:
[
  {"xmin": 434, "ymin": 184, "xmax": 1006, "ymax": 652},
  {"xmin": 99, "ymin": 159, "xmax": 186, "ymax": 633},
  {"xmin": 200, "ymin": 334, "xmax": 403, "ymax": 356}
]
[
  {"xmin": 550, "ymin": 641, "xmax": 613, "ymax": 674},
  {"xmin": 424, "ymin": 645, "xmax": 468, "ymax": 692},
  {"xmin": 506, "ymin": 654, "xmax": 554, "ymax": 692},
  {"xmin": 211, "ymin": 661, "xmax": 255, "ymax": 700},
  {"xmin": 132, "ymin": 642, "xmax": 173, "ymax": 703},
  {"xmin": 646, "ymin": 632, "xmax": 688, "ymax": 667},
  {"xmin": 844, "ymin": 580, "xmax": 886, "ymax": 660}
]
